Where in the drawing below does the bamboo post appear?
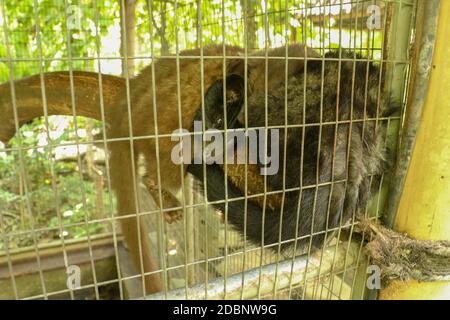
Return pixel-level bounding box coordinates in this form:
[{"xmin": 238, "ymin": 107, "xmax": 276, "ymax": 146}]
[{"xmin": 379, "ymin": 0, "xmax": 450, "ymax": 300}]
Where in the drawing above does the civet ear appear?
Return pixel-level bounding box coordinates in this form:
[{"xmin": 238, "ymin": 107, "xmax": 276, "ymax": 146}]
[{"xmin": 196, "ymin": 73, "xmax": 245, "ymax": 130}]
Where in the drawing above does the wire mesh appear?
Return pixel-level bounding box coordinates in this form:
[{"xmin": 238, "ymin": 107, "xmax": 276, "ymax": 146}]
[{"xmin": 0, "ymin": 0, "xmax": 418, "ymax": 300}]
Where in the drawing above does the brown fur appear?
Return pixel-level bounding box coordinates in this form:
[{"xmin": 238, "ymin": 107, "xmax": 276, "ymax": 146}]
[
  {"xmin": 107, "ymin": 45, "xmax": 248, "ymax": 293},
  {"xmin": 0, "ymin": 43, "xmax": 335, "ymax": 294},
  {"xmin": 99, "ymin": 44, "xmax": 324, "ymax": 293}
]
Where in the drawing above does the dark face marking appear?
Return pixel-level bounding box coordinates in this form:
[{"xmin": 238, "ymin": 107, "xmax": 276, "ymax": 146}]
[
  {"xmin": 193, "ymin": 73, "xmax": 245, "ymax": 131},
  {"xmin": 189, "ymin": 50, "xmax": 392, "ymax": 253}
]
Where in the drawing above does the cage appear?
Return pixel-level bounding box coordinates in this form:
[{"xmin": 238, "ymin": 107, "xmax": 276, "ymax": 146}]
[{"xmin": 0, "ymin": 0, "xmax": 442, "ymax": 300}]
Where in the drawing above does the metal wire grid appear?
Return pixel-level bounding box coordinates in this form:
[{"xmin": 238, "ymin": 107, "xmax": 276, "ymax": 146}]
[{"xmin": 0, "ymin": 0, "xmax": 417, "ymax": 300}]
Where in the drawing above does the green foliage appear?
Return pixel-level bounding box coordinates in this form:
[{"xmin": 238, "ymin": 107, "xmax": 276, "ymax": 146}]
[
  {"xmin": 0, "ymin": 0, "xmax": 119, "ymax": 80},
  {"xmin": 0, "ymin": 117, "xmax": 111, "ymax": 249},
  {"xmin": 0, "ymin": 1, "xmax": 119, "ymax": 247}
]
